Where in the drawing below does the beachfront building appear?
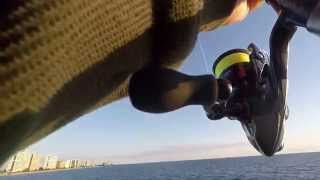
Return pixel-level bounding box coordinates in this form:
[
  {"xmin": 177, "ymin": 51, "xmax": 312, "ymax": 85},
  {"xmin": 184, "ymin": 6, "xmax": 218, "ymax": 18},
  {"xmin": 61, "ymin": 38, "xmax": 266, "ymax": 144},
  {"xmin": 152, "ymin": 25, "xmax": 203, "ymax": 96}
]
[
  {"xmin": 4, "ymin": 151, "xmax": 93, "ymax": 173},
  {"xmin": 43, "ymin": 155, "xmax": 58, "ymax": 170},
  {"xmin": 29, "ymin": 153, "xmax": 43, "ymax": 171},
  {"xmin": 5, "ymin": 157, "xmax": 15, "ymax": 172},
  {"xmin": 85, "ymin": 160, "xmax": 92, "ymax": 167},
  {"xmin": 64, "ymin": 160, "xmax": 72, "ymax": 168},
  {"xmin": 6, "ymin": 151, "xmax": 32, "ymax": 172},
  {"xmin": 70, "ymin": 160, "xmax": 79, "ymax": 168},
  {"xmin": 57, "ymin": 160, "xmax": 66, "ymax": 169},
  {"xmin": 78, "ymin": 160, "xmax": 89, "ymax": 167}
]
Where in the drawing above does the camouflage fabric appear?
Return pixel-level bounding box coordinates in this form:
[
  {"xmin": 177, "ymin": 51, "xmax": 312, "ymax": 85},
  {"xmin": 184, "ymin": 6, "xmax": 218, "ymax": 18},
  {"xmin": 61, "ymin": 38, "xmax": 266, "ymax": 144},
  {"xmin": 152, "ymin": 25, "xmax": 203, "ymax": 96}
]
[{"xmin": 0, "ymin": 0, "xmax": 241, "ymax": 164}]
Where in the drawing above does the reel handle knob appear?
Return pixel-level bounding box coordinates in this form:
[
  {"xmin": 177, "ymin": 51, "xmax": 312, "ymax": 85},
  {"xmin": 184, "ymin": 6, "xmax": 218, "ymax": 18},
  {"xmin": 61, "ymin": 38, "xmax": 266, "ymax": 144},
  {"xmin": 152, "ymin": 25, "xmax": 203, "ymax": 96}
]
[{"xmin": 129, "ymin": 67, "xmax": 230, "ymax": 113}]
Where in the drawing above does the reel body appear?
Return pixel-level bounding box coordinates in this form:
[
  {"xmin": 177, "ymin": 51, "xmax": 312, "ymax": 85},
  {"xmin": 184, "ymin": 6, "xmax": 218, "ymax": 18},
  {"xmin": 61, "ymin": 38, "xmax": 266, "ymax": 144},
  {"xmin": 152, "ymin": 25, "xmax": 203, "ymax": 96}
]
[{"xmin": 208, "ymin": 44, "xmax": 288, "ymax": 156}]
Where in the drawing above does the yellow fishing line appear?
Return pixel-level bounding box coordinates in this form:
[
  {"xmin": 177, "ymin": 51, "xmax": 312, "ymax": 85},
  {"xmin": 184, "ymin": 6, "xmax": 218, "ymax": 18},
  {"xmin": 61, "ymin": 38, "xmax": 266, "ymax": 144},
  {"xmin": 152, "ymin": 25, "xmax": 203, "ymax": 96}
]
[{"xmin": 214, "ymin": 52, "xmax": 250, "ymax": 77}]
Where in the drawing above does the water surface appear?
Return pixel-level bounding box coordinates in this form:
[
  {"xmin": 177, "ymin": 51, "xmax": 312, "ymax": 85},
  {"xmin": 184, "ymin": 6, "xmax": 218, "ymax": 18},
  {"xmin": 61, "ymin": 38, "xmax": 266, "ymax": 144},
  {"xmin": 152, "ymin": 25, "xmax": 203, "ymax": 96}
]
[{"xmin": 1, "ymin": 152, "xmax": 320, "ymax": 180}]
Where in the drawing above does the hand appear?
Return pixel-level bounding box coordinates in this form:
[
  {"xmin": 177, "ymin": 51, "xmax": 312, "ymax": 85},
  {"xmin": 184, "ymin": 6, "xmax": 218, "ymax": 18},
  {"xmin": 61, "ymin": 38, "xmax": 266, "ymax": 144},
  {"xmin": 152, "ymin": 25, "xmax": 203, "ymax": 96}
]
[{"xmin": 224, "ymin": 0, "xmax": 263, "ymax": 25}]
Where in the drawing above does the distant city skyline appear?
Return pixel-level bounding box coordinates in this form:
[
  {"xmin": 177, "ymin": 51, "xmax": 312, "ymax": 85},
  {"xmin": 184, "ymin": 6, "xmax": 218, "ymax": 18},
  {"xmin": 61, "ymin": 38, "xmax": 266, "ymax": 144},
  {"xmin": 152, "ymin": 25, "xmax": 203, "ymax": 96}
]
[
  {"xmin": 15, "ymin": 5, "xmax": 320, "ymax": 164},
  {"xmin": 2, "ymin": 150, "xmax": 96, "ymax": 173}
]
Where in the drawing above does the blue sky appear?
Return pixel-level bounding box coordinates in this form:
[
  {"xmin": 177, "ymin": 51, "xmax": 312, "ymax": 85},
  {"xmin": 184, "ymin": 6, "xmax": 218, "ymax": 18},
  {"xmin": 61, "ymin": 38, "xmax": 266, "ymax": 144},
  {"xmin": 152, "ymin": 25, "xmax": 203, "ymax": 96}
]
[{"xmin": 26, "ymin": 5, "xmax": 320, "ymax": 164}]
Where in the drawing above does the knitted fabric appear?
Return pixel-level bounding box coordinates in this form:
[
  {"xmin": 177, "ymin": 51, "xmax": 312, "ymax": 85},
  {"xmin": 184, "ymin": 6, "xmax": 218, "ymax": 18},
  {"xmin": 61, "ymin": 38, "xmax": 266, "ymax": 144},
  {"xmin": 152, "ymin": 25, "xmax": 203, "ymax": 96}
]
[{"xmin": 0, "ymin": 0, "xmax": 238, "ymax": 163}]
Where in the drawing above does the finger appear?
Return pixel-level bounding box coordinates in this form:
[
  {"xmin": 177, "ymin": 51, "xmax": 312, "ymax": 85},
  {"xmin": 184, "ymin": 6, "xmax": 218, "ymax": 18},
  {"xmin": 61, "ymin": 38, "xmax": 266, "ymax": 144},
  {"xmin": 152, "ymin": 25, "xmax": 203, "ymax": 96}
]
[
  {"xmin": 224, "ymin": 0, "xmax": 263, "ymax": 25},
  {"xmin": 224, "ymin": 0, "xmax": 250, "ymax": 25},
  {"xmin": 248, "ymin": 0, "xmax": 264, "ymax": 11}
]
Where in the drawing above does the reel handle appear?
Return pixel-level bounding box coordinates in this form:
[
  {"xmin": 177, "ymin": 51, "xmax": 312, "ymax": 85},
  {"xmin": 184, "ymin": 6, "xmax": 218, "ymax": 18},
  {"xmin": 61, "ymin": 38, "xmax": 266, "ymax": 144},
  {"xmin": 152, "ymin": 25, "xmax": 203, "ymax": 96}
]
[
  {"xmin": 267, "ymin": 0, "xmax": 320, "ymax": 36},
  {"xmin": 129, "ymin": 67, "xmax": 229, "ymax": 113},
  {"xmin": 270, "ymin": 13, "xmax": 297, "ymax": 80}
]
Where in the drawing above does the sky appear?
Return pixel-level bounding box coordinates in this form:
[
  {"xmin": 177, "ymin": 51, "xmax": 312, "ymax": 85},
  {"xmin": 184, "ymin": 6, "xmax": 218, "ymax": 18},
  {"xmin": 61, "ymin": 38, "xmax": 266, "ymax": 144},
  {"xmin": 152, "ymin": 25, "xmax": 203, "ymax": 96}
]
[{"xmin": 21, "ymin": 5, "xmax": 320, "ymax": 164}]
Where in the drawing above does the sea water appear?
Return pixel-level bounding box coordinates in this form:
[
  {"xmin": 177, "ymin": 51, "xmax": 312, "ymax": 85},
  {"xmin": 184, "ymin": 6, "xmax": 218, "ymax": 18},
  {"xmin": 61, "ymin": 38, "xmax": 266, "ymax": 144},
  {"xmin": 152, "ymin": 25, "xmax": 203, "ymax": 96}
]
[{"xmin": 1, "ymin": 152, "xmax": 320, "ymax": 180}]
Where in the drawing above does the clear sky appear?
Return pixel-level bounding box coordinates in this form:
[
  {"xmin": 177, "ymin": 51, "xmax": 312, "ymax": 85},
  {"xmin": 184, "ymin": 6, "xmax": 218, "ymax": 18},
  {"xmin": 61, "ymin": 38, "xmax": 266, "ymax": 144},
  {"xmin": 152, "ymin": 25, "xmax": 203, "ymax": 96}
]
[{"xmin": 26, "ymin": 5, "xmax": 320, "ymax": 164}]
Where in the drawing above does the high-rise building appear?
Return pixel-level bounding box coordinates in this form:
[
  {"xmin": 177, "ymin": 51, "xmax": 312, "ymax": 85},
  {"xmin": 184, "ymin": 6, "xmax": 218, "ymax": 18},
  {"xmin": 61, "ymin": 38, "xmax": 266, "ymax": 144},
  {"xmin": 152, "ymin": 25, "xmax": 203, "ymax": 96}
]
[
  {"xmin": 6, "ymin": 151, "xmax": 32, "ymax": 172},
  {"xmin": 43, "ymin": 156, "xmax": 58, "ymax": 170},
  {"xmin": 5, "ymin": 152, "xmax": 93, "ymax": 172},
  {"xmin": 5, "ymin": 156, "xmax": 16, "ymax": 172},
  {"xmin": 78, "ymin": 160, "xmax": 87, "ymax": 167},
  {"xmin": 86, "ymin": 160, "xmax": 94, "ymax": 167},
  {"xmin": 64, "ymin": 160, "xmax": 71, "ymax": 169},
  {"xmin": 29, "ymin": 153, "xmax": 43, "ymax": 171},
  {"xmin": 70, "ymin": 160, "xmax": 79, "ymax": 168},
  {"xmin": 57, "ymin": 160, "xmax": 65, "ymax": 169}
]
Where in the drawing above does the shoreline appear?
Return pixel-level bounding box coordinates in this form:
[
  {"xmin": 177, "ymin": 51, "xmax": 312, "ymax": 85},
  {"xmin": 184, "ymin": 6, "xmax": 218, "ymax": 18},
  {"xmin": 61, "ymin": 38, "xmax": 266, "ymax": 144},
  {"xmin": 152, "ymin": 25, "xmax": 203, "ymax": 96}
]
[{"xmin": 0, "ymin": 167, "xmax": 95, "ymax": 176}]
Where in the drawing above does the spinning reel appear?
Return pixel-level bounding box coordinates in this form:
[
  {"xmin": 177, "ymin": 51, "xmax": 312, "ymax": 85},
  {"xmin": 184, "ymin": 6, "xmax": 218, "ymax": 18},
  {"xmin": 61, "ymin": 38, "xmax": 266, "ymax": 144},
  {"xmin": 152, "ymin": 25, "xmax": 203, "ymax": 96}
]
[{"xmin": 206, "ymin": 43, "xmax": 288, "ymax": 156}]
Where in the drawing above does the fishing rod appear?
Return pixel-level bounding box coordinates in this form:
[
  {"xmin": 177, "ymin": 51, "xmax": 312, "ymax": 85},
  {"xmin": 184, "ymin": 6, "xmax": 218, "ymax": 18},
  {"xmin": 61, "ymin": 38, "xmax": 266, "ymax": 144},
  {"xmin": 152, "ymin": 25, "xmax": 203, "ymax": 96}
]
[{"xmin": 128, "ymin": 0, "xmax": 320, "ymax": 156}]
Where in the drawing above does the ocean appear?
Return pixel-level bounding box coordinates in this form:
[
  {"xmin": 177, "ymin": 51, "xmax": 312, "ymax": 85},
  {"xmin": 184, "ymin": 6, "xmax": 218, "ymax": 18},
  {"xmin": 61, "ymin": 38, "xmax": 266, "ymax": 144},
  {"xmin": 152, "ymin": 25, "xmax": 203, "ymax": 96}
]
[{"xmin": 1, "ymin": 152, "xmax": 320, "ymax": 180}]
